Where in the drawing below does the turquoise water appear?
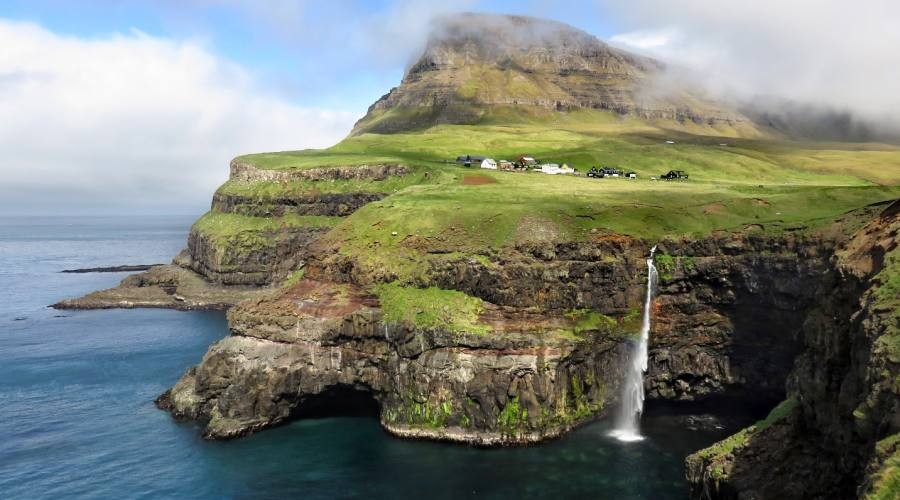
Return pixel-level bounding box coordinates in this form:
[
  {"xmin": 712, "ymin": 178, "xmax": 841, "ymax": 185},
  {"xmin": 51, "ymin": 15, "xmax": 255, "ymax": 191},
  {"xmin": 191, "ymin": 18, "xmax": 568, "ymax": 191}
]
[{"xmin": 0, "ymin": 216, "xmax": 749, "ymax": 499}]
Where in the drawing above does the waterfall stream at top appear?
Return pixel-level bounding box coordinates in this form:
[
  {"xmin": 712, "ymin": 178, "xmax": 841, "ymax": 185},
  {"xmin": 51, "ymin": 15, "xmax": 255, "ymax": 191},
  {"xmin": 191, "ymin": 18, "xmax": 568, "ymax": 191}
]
[{"xmin": 609, "ymin": 245, "xmax": 658, "ymax": 442}]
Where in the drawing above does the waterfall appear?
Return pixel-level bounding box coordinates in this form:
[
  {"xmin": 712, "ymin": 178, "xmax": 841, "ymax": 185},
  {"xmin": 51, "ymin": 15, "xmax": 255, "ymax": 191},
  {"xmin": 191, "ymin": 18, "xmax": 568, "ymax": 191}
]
[{"xmin": 609, "ymin": 245, "xmax": 658, "ymax": 442}]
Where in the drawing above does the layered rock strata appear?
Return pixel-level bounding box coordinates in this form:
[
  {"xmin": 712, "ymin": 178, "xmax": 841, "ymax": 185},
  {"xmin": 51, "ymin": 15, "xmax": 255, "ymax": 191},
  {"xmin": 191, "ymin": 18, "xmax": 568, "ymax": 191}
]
[
  {"xmin": 686, "ymin": 201, "xmax": 900, "ymax": 499},
  {"xmin": 159, "ymin": 230, "xmax": 839, "ymax": 444},
  {"xmin": 157, "ymin": 279, "xmax": 629, "ymax": 444},
  {"xmin": 55, "ymin": 162, "xmax": 414, "ymax": 309}
]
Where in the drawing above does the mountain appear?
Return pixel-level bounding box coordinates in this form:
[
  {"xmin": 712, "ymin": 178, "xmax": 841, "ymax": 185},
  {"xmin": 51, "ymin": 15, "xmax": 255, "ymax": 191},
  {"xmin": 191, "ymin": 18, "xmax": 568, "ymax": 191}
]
[{"xmin": 352, "ymin": 13, "xmax": 750, "ymax": 135}]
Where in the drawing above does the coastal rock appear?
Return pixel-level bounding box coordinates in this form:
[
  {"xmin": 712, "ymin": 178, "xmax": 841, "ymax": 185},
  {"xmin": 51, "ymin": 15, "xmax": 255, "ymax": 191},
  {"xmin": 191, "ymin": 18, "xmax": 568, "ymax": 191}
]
[
  {"xmin": 685, "ymin": 200, "xmax": 900, "ymax": 499},
  {"xmin": 182, "ymin": 225, "xmax": 325, "ymax": 286},
  {"xmin": 212, "ymin": 191, "xmax": 386, "ymax": 217},
  {"xmin": 157, "ymin": 279, "xmax": 630, "ymax": 443},
  {"xmin": 228, "ymin": 161, "xmax": 410, "ymax": 183},
  {"xmin": 53, "ymin": 264, "xmax": 268, "ymax": 311}
]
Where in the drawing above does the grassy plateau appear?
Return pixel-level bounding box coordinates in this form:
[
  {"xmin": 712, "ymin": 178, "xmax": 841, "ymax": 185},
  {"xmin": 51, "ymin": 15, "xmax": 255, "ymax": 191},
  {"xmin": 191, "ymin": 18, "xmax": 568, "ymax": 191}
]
[{"xmin": 198, "ymin": 108, "xmax": 899, "ymax": 307}]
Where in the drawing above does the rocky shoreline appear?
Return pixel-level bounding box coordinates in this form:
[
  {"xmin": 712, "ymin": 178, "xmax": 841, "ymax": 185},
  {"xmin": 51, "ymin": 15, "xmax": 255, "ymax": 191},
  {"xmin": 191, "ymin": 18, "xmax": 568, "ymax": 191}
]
[
  {"xmin": 60, "ymin": 264, "xmax": 163, "ymax": 273},
  {"xmin": 53, "ymin": 264, "xmax": 270, "ymax": 311},
  {"xmin": 153, "ymin": 278, "xmax": 628, "ymax": 444}
]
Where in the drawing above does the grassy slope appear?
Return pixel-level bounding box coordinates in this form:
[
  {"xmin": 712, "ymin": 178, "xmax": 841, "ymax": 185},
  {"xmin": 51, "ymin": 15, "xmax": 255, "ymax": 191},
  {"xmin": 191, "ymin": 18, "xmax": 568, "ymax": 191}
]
[
  {"xmin": 206, "ymin": 110, "xmax": 900, "ymax": 329},
  {"xmin": 222, "ymin": 110, "xmax": 899, "ymax": 283}
]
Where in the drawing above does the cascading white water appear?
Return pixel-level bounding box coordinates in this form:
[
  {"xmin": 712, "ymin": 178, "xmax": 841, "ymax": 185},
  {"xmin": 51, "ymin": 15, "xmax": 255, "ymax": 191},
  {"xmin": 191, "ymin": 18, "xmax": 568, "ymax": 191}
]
[{"xmin": 609, "ymin": 245, "xmax": 658, "ymax": 442}]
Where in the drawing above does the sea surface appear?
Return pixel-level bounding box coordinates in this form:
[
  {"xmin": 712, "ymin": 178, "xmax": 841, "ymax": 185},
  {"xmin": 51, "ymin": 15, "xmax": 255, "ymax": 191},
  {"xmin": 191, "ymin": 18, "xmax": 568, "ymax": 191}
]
[{"xmin": 0, "ymin": 215, "xmax": 754, "ymax": 499}]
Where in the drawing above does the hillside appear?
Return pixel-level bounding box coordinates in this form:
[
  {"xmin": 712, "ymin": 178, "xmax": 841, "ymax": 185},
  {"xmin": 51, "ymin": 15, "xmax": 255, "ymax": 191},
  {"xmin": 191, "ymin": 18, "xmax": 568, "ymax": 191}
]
[{"xmin": 352, "ymin": 13, "xmax": 754, "ymax": 136}]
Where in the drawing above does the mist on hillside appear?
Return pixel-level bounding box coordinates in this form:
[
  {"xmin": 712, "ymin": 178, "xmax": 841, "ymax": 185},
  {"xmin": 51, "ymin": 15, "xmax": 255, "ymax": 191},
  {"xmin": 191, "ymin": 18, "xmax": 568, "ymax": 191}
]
[
  {"xmin": 603, "ymin": 0, "xmax": 900, "ymax": 142},
  {"xmin": 385, "ymin": 2, "xmax": 900, "ymax": 142}
]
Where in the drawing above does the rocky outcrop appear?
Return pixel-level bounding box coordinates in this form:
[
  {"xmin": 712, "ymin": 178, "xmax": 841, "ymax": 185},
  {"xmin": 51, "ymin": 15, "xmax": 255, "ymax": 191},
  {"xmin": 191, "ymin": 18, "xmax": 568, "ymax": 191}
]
[
  {"xmin": 311, "ymin": 231, "xmax": 832, "ymax": 405},
  {"xmin": 212, "ymin": 191, "xmax": 385, "ymax": 217},
  {"xmin": 177, "ymin": 162, "xmax": 413, "ymax": 285},
  {"xmin": 228, "ymin": 161, "xmax": 410, "ymax": 183},
  {"xmin": 157, "ymin": 279, "xmax": 629, "ymax": 443},
  {"xmin": 158, "ymin": 225, "xmax": 855, "ymax": 447},
  {"xmin": 686, "ymin": 200, "xmax": 900, "ymax": 499},
  {"xmin": 181, "ymin": 226, "xmax": 326, "ymax": 286},
  {"xmin": 647, "ymin": 237, "xmax": 832, "ymax": 403},
  {"xmin": 53, "ymin": 264, "xmax": 268, "ymax": 311}
]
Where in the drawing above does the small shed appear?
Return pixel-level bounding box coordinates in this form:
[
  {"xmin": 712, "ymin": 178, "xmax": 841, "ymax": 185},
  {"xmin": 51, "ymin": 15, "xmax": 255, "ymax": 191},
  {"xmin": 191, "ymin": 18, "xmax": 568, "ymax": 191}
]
[
  {"xmin": 498, "ymin": 160, "xmax": 514, "ymax": 171},
  {"xmin": 540, "ymin": 164, "xmax": 561, "ymax": 175},
  {"xmin": 480, "ymin": 158, "xmax": 498, "ymax": 170}
]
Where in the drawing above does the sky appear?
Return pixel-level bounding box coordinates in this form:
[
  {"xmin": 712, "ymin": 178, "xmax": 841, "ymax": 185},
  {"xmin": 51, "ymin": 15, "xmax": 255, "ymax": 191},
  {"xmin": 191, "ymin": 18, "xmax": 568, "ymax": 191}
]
[{"xmin": 1, "ymin": 0, "xmax": 898, "ymax": 215}]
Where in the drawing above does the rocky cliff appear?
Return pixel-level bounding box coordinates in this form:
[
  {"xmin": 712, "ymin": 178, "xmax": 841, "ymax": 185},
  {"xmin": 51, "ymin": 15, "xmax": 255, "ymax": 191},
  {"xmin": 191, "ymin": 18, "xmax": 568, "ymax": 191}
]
[
  {"xmin": 54, "ymin": 160, "xmax": 416, "ymax": 309},
  {"xmin": 157, "ymin": 278, "xmax": 632, "ymax": 443},
  {"xmin": 686, "ymin": 200, "xmax": 900, "ymax": 499},
  {"xmin": 156, "ymin": 221, "xmax": 845, "ymax": 447}
]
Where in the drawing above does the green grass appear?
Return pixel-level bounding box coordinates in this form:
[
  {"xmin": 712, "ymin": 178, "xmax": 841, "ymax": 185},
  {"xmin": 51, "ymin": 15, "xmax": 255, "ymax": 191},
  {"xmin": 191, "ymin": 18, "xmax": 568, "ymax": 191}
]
[
  {"xmin": 211, "ymin": 110, "xmax": 899, "ymax": 288},
  {"xmin": 233, "ymin": 151, "xmax": 412, "ymax": 170},
  {"xmin": 217, "ymin": 167, "xmax": 441, "ymax": 197},
  {"xmin": 497, "ymin": 396, "xmax": 529, "ymax": 435},
  {"xmin": 693, "ymin": 398, "xmax": 798, "ymax": 479},
  {"xmin": 374, "ymin": 283, "xmax": 489, "ymax": 334},
  {"xmin": 193, "ymin": 212, "xmax": 342, "ymax": 242},
  {"xmin": 318, "ymin": 170, "xmax": 899, "ymax": 282},
  {"xmin": 873, "ymin": 244, "xmax": 900, "ymax": 363},
  {"xmin": 237, "ymin": 110, "xmax": 900, "ymax": 187},
  {"xmin": 869, "ymin": 433, "xmax": 900, "ymax": 500},
  {"xmin": 566, "ymin": 309, "xmax": 617, "ymax": 336}
]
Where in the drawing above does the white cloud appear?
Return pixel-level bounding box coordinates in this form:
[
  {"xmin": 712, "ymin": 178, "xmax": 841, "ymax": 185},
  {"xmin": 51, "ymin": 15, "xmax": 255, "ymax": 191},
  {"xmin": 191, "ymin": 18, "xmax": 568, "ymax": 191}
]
[
  {"xmin": 0, "ymin": 19, "xmax": 359, "ymax": 214},
  {"xmin": 609, "ymin": 28, "xmax": 677, "ymax": 51},
  {"xmin": 604, "ymin": 0, "xmax": 900, "ymax": 132}
]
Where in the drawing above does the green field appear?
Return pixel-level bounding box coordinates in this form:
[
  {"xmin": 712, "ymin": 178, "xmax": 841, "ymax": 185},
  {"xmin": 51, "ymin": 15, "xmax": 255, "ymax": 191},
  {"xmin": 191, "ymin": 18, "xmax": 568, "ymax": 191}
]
[{"xmin": 206, "ymin": 110, "xmax": 900, "ymax": 286}]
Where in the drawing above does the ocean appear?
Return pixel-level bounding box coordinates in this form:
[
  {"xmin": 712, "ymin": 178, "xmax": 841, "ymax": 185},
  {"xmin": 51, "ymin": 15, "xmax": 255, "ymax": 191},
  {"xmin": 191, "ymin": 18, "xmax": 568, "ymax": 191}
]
[{"xmin": 0, "ymin": 215, "xmax": 750, "ymax": 499}]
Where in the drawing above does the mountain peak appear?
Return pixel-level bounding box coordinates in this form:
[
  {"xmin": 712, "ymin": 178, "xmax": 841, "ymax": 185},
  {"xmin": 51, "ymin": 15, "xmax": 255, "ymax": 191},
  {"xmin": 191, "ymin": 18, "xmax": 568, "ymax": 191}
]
[{"xmin": 351, "ymin": 12, "xmax": 748, "ymax": 135}]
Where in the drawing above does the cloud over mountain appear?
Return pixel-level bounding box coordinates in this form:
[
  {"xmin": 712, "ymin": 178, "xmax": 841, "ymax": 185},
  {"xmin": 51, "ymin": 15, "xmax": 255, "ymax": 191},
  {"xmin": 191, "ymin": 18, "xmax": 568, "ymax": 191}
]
[{"xmin": 604, "ymin": 0, "xmax": 900, "ymax": 137}]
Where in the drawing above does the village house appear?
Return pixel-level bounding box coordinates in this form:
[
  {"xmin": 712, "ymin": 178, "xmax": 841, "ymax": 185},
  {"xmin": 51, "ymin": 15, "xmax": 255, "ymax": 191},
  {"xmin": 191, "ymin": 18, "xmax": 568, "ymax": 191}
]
[
  {"xmin": 480, "ymin": 158, "xmax": 498, "ymax": 169},
  {"xmin": 540, "ymin": 163, "xmax": 561, "ymax": 174},
  {"xmin": 456, "ymin": 155, "xmax": 486, "ymax": 167},
  {"xmin": 517, "ymin": 156, "xmax": 537, "ymax": 168}
]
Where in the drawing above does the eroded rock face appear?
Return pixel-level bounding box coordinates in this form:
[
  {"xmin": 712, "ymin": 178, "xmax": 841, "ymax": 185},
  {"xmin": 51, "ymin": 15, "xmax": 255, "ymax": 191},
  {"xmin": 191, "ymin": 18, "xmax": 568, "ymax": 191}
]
[
  {"xmin": 229, "ymin": 161, "xmax": 410, "ymax": 183},
  {"xmin": 685, "ymin": 201, "xmax": 900, "ymax": 499},
  {"xmin": 312, "ymin": 232, "xmax": 830, "ymax": 404},
  {"xmin": 159, "ymin": 229, "xmax": 843, "ymax": 446},
  {"xmin": 212, "ymin": 191, "xmax": 386, "ymax": 217},
  {"xmin": 180, "ymin": 162, "xmax": 413, "ymax": 286},
  {"xmin": 182, "ymin": 226, "xmax": 326, "ymax": 286},
  {"xmin": 157, "ymin": 279, "xmax": 628, "ymax": 444},
  {"xmin": 648, "ymin": 242, "xmax": 831, "ymax": 402}
]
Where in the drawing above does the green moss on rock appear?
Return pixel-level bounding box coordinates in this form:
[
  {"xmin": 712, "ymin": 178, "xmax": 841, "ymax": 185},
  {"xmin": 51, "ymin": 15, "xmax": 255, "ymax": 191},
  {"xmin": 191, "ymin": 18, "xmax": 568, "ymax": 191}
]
[{"xmin": 374, "ymin": 283, "xmax": 488, "ymax": 334}]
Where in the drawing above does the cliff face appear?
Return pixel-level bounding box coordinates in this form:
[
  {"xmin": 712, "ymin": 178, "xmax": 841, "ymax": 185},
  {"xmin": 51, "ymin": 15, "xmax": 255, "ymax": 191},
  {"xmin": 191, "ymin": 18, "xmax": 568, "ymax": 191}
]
[
  {"xmin": 686, "ymin": 201, "xmax": 900, "ymax": 499},
  {"xmin": 352, "ymin": 13, "xmax": 750, "ymax": 134},
  {"xmin": 54, "ymin": 161, "xmax": 416, "ymax": 310},
  {"xmin": 178, "ymin": 161, "xmax": 413, "ymax": 286},
  {"xmin": 157, "ymin": 278, "xmax": 630, "ymax": 443},
  {"xmin": 157, "ymin": 226, "xmax": 839, "ymax": 445},
  {"xmin": 648, "ymin": 238, "xmax": 832, "ymax": 403}
]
